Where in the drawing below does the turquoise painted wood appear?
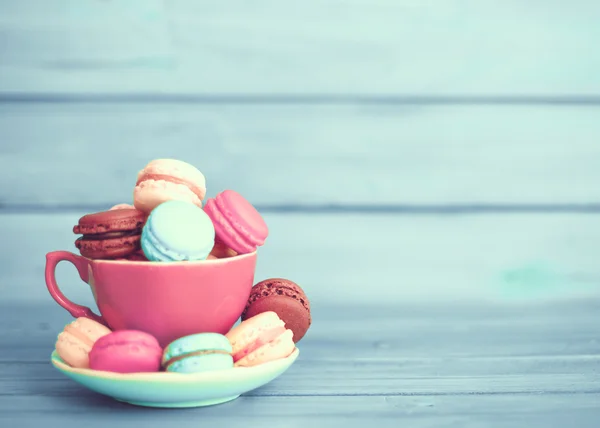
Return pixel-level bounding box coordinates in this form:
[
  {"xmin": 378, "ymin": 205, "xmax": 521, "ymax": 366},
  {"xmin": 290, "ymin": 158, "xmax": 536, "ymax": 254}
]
[
  {"xmin": 2, "ymin": 212, "xmax": 600, "ymax": 305},
  {"xmin": 1, "ymin": 104, "xmax": 600, "ymax": 207},
  {"xmin": 0, "ymin": 0, "xmax": 599, "ymax": 96}
]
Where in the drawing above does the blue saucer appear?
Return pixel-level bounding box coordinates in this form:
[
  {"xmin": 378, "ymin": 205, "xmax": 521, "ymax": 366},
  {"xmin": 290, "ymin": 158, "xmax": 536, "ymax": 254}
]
[{"xmin": 51, "ymin": 348, "xmax": 299, "ymax": 408}]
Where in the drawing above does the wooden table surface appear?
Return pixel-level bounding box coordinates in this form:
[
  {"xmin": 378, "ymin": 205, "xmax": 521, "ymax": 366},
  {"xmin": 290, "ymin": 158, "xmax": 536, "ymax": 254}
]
[
  {"xmin": 1, "ymin": 300, "xmax": 599, "ymax": 428},
  {"xmin": 1, "ymin": 1, "xmax": 599, "ymax": 426}
]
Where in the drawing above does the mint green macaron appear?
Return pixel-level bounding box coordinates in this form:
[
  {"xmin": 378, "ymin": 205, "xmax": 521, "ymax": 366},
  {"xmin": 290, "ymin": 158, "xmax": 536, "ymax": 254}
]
[
  {"xmin": 162, "ymin": 333, "xmax": 234, "ymax": 373},
  {"xmin": 141, "ymin": 200, "xmax": 215, "ymax": 262}
]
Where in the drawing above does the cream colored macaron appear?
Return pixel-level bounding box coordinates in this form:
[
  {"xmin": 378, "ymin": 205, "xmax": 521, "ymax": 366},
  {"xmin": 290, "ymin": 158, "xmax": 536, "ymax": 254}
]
[
  {"xmin": 133, "ymin": 159, "xmax": 206, "ymax": 214},
  {"xmin": 55, "ymin": 318, "xmax": 112, "ymax": 369}
]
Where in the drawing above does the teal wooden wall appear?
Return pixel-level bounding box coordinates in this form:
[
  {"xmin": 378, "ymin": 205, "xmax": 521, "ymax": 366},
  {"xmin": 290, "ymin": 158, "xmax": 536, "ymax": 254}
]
[{"xmin": 1, "ymin": 0, "xmax": 599, "ymax": 310}]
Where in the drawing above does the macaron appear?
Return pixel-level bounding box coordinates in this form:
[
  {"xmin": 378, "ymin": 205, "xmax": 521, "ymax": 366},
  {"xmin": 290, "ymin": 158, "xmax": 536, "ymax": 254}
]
[
  {"xmin": 208, "ymin": 241, "xmax": 238, "ymax": 259},
  {"xmin": 242, "ymin": 278, "xmax": 311, "ymax": 343},
  {"xmin": 116, "ymin": 249, "xmax": 148, "ymax": 262},
  {"xmin": 141, "ymin": 200, "xmax": 215, "ymax": 262},
  {"xmin": 225, "ymin": 311, "xmax": 295, "ymax": 367},
  {"xmin": 55, "ymin": 318, "xmax": 112, "ymax": 369},
  {"xmin": 89, "ymin": 330, "xmax": 163, "ymax": 373},
  {"xmin": 134, "ymin": 159, "xmax": 207, "ymax": 214},
  {"xmin": 203, "ymin": 190, "xmax": 268, "ymax": 255},
  {"xmin": 73, "ymin": 208, "xmax": 147, "ymax": 259},
  {"xmin": 162, "ymin": 333, "xmax": 234, "ymax": 373},
  {"xmin": 110, "ymin": 203, "xmax": 135, "ymax": 210}
]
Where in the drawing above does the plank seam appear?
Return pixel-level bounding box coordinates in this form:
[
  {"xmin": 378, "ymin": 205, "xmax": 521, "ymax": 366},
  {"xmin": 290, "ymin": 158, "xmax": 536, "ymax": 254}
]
[
  {"xmin": 2, "ymin": 93, "xmax": 600, "ymax": 106},
  {"xmin": 3, "ymin": 204, "xmax": 600, "ymax": 215}
]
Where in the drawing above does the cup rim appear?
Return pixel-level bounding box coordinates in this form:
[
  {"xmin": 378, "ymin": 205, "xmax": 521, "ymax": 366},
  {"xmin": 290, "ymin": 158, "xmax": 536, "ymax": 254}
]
[{"xmin": 87, "ymin": 250, "xmax": 257, "ymax": 266}]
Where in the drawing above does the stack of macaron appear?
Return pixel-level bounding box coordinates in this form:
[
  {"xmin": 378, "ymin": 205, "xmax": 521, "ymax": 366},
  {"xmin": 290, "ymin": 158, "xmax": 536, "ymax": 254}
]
[
  {"xmin": 60, "ymin": 158, "xmax": 312, "ymax": 373},
  {"xmin": 73, "ymin": 158, "xmax": 269, "ymax": 262},
  {"xmin": 56, "ymin": 310, "xmax": 298, "ymax": 374}
]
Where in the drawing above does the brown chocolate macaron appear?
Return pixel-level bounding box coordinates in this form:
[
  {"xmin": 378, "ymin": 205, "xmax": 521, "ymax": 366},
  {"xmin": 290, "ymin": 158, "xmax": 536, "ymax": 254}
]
[
  {"xmin": 241, "ymin": 278, "xmax": 311, "ymax": 343},
  {"xmin": 73, "ymin": 208, "xmax": 147, "ymax": 260}
]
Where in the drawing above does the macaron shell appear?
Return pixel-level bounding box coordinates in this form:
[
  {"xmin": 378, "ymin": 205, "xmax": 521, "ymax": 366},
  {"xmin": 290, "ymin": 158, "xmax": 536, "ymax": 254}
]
[
  {"xmin": 242, "ymin": 279, "xmax": 311, "ymax": 343},
  {"xmin": 134, "ymin": 180, "xmax": 203, "ymax": 214},
  {"xmin": 162, "ymin": 333, "xmax": 233, "ymax": 365},
  {"xmin": 55, "ymin": 334, "xmax": 90, "ymax": 368},
  {"xmin": 235, "ymin": 329, "xmax": 295, "ymax": 367},
  {"xmin": 89, "ymin": 330, "xmax": 163, "ymax": 374},
  {"xmin": 141, "ymin": 226, "xmax": 178, "ymax": 261},
  {"xmin": 73, "ymin": 208, "xmax": 147, "ymax": 235},
  {"xmin": 116, "ymin": 249, "xmax": 148, "ymax": 261},
  {"xmin": 109, "ymin": 203, "xmax": 135, "ymax": 210},
  {"xmin": 244, "ymin": 279, "xmax": 311, "ymax": 314},
  {"xmin": 141, "ymin": 223, "xmax": 213, "ymax": 262},
  {"xmin": 217, "ymin": 190, "xmax": 268, "ymax": 246},
  {"xmin": 165, "ymin": 353, "xmax": 234, "ymax": 374},
  {"xmin": 204, "ymin": 198, "xmax": 254, "ymax": 254}
]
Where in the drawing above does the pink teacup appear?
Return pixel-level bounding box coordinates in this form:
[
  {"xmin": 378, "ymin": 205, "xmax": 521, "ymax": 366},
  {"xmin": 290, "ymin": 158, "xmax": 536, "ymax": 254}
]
[{"xmin": 45, "ymin": 251, "xmax": 257, "ymax": 347}]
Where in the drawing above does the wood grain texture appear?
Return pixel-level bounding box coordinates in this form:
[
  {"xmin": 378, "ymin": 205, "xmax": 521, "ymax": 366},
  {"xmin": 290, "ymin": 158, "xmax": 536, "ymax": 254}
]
[
  {"xmin": 0, "ymin": 304, "xmax": 598, "ymax": 427},
  {"xmin": 1, "ymin": 0, "xmax": 599, "ymax": 96},
  {"xmin": 2, "ymin": 103, "xmax": 600, "ymax": 207},
  {"xmin": 1, "ymin": 395, "xmax": 599, "ymax": 428},
  {"xmin": 1, "ymin": 212, "xmax": 600, "ymax": 305}
]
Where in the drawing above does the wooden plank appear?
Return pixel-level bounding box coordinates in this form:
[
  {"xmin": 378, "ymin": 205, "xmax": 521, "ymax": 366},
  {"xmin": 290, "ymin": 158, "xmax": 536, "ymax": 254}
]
[
  {"xmin": 1, "ymin": 0, "xmax": 600, "ymax": 95},
  {"xmin": 1, "ymin": 304, "xmax": 599, "ymax": 427},
  {"xmin": 2, "ymin": 212, "xmax": 600, "ymax": 305},
  {"xmin": 1, "ymin": 395, "xmax": 600, "ymax": 428},
  {"xmin": 2, "ymin": 104, "xmax": 600, "ymax": 206}
]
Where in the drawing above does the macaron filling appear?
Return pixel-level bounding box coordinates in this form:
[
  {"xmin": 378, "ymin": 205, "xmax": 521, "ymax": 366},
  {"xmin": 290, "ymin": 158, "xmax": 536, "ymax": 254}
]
[
  {"xmin": 232, "ymin": 326, "xmax": 287, "ymax": 362},
  {"xmin": 77, "ymin": 229, "xmax": 142, "ymax": 241},
  {"xmin": 137, "ymin": 173, "xmax": 206, "ymax": 201},
  {"xmin": 162, "ymin": 349, "xmax": 231, "ymax": 370}
]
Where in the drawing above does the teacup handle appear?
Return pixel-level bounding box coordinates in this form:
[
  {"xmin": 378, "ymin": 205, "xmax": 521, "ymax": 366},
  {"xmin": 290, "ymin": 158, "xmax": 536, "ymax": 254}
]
[{"xmin": 45, "ymin": 251, "xmax": 106, "ymax": 325}]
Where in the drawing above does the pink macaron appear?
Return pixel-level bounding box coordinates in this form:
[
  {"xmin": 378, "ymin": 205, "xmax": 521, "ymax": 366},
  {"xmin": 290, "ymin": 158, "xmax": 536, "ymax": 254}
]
[
  {"xmin": 203, "ymin": 190, "xmax": 268, "ymax": 255},
  {"xmin": 133, "ymin": 159, "xmax": 207, "ymax": 214},
  {"xmin": 89, "ymin": 330, "xmax": 163, "ymax": 373}
]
